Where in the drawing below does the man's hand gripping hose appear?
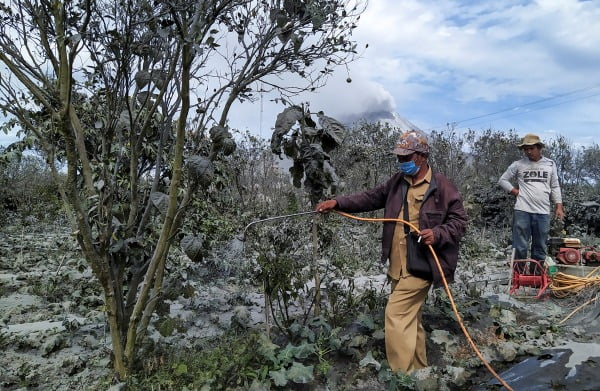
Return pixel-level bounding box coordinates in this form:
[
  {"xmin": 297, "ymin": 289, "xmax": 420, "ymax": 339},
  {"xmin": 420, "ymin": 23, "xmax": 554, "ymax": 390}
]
[{"xmin": 330, "ymin": 210, "xmax": 514, "ymax": 391}]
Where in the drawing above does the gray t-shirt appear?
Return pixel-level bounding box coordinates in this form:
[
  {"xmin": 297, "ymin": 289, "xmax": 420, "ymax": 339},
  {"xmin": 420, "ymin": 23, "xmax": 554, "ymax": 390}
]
[{"xmin": 498, "ymin": 156, "xmax": 562, "ymax": 215}]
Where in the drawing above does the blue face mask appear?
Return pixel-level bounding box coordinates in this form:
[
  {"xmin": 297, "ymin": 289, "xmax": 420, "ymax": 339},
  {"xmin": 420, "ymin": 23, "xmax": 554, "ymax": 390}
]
[{"xmin": 397, "ymin": 160, "xmax": 420, "ymax": 176}]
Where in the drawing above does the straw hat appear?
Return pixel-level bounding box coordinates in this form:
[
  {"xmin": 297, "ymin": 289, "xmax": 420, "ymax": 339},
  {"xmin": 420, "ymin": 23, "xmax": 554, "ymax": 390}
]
[{"xmin": 518, "ymin": 133, "xmax": 545, "ymax": 149}]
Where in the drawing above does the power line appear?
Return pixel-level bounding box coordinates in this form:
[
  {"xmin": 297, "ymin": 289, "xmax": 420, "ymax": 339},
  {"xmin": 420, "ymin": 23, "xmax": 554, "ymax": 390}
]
[
  {"xmin": 425, "ymin": 83, "xmax": 600, "ymax": 131},
  {"xmin": 453, "ymin": 90, "xmax": 600, "ymax": 131}
]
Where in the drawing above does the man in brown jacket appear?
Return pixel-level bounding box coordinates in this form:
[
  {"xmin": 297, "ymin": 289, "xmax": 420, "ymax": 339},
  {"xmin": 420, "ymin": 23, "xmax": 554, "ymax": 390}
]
[{"xmin": 315, "ymin": 130, "xmax": 467, "ymax": 373}]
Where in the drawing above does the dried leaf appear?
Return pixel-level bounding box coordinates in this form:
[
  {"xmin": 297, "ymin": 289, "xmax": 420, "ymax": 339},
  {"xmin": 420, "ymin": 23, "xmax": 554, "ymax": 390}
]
[
  {"xmin": 150, "ymin": 192, "xmax": 169, "ymax": 214},
  {"xmin": 210, "ymin": 125, "xmax": 237, "ymax": 156},
  {"xmin": 181, "ymin": 235, "xmax": 204, "ymax": 262},
  {"xmin": 317, "ymin": 112, "xmax": 345, "ymax": 152},
  {"xmin": 271, "ymin": 106, "xmax": 304, "ymax": 157},
  {"xmin": 187, "ymin": 155, "xmax": 214, "ymax": 186}
]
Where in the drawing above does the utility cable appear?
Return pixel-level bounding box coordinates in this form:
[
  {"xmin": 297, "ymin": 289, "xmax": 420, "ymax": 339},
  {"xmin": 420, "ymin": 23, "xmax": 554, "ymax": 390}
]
[
  {"xmin": 425, "ymin": 83, "xmax": 600, "ymax": 132},
  {"xmin": 453, "ymin": 90, "xmax": 600, "ymax": 131},
  {"xmin": 331, "ymin": 210, "xmax": 514, "ymax": 391}
]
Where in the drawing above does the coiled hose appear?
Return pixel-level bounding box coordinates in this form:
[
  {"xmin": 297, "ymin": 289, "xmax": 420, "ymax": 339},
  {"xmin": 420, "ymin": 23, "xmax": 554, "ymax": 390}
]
[
  {"xmin": 551, "ymin": 266, "xmax": 600, "ymax": 325},
  {"xmin": 550, "ymin": 266, "xmax": 600, "ymax": 298}
]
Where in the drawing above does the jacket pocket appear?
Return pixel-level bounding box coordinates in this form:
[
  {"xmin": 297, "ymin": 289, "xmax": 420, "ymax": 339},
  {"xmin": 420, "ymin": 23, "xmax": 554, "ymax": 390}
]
[{"xmin": 424, "ymin": 211, "xmax": 444, "ymax": 226}]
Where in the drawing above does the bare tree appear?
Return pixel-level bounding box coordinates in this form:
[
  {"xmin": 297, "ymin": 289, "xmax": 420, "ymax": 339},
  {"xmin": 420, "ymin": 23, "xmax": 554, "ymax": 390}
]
[{"xmin": 0, "ymin": 0, "xmax": 365, "ymax": 378}]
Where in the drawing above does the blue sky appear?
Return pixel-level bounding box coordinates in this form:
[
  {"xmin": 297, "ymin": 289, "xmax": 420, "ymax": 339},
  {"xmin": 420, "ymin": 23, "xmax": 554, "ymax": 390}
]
[
  {"xmin": 231, "ymin": 0, "xmax": 600, "ymax": 148},
  {"xmin": 2, "ymin": 0, "xmax": 599, "ymax": 148}
]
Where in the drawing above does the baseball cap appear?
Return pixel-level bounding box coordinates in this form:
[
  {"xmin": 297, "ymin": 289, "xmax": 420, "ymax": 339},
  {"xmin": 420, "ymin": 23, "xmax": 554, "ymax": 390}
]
[{"xmin": 392, "ymin": 131, "xmax": 430, "ymax": 156}]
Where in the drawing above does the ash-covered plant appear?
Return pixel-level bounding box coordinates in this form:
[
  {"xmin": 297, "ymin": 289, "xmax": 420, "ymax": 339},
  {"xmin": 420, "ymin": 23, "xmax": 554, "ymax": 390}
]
[
  {"xmin": 270, "ymin": 104, "xmax": 347, "ymax": 316},
  {"xmin": 0, "ymin": 0, "xmax": 366, "ymax": 378},
  {"xmin": 249, "ymin": 220, "xmax": 315, "ymax": 333},
  {"xmin": 271, "ymin": 105, "xmax": 345, "ymax": 205},
  {"xmin": 0, "ymin": 151, "xmax": 62, "ymax": 221}
]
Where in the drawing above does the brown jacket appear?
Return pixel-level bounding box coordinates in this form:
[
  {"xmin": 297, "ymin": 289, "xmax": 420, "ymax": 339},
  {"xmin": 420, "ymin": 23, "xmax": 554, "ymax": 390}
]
[{"xmin": 335, "ymin": 171, "xmax": 468, "ymax": 287}]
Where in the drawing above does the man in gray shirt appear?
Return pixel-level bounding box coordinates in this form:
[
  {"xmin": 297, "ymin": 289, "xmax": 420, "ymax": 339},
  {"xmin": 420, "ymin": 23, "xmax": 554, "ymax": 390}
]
[{"xmin": 498, "ymin": 133, "xmax": 564, "ymax": 268}]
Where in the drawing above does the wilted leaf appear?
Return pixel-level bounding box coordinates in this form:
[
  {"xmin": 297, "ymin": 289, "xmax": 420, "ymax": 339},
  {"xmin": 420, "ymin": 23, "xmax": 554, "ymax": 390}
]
[
  {"xmin": 187, "ymin": 155, "xmax": 214, "ymax": 186},
  {"xmin": 134, "ymin": 70, "xmax": 151, "ymax": 89},
  {"xmin": 269, "ymin": 9, "xmax": 289, "ymax": 28},
  {"xmin": 307, "ymin": 3, "xmax": 325, "ymax": 30},
  {"xmin": 283, "ymin": 0, "xmax": 306, "ymax": 17},
  {"xmin": 181, "ymin": 235, "xmax": 204, "ymax": 262},
  {"xmin": 258, "ymin": 334, "xmax": 279, "ymax": 364},
  {"xmin": 317, "ymin": 112, "xmax": 345, "ymax": 152},
  {"xmin": 221, "ymin": 138, "xmax": 237, "ymax": 156},
  {"xmin": 286, "ymin": 362, "xmax": 314, "ymax": 384},
  {"xmin": 150, "ymin": 192, "xmax": 169, "ymax": 214},
  {"xmin": 301, "ymin": 143, "xmax": 324, "ymax": 164},
  {"xmin": 302, "ymin": 126, "xmax": 318, "ymax": 138},
  {"xmin": 282, "ymin": 137, "xmax": 299, "ymax": 159},
  {"xmin": 356, "ymin": 312, "xmax": 376, "ymax": 331},
  {"xmin": 291, "ymin": 33, "xmax": 303, "ymax": 54},
  {"xmin": 269, "ymin": 367, "xmax": 288, "ymax": 387},
  {"xmin": 271, "ymin": 106, "xmax": 304, "ymax": 157},
  {"xmin": 323, "ymin": 160, "xmax": 339, "ymax": 194},
  {"xmin": 359, "ymin": 351, "xmax": 381, "ymax": 370},
  {"xmin": 210, "ymin": 125, "xmax": 237, "ymax": 156},
  {"xmin": 289, "ymin": 161, "xmax": 304, "ymax": 188},
  {"xmin": 150, "ymin": 70, "xmax": 168, "ymax": 89},
  {"xmin": 133, "ymin": 67, "xmax": 167, "ymax": 91}
]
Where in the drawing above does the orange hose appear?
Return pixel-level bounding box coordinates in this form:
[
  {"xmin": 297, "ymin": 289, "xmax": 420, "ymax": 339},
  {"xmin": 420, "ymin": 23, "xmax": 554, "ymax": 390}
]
[
  {"xmin": 550, "ymin": 266, "xmax": 600, "ymax": 298},
  {"xmin": 332, "ymin": 210, "xmax": 514, "ymax": 391}
]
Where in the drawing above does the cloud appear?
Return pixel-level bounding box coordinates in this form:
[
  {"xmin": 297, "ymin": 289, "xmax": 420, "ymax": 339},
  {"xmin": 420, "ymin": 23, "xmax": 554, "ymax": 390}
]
[
  {"xmin": 4, "ymin": 0, "xmax": 597, "ymax": 148},
  {"xmin": 357, "ymin": 0, "xmax": 600, "ymax": 99},
  {"xmin": 292, "ymin": 0, "xmax": 599, "ymax": 145}
]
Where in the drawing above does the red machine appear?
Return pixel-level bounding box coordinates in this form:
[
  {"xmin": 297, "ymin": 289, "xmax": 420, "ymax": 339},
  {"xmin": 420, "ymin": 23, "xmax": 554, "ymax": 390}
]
[
  {"xmin": 509, "ymin": 237, "xmax": 600, "ymax": 299},
  {"xmin": 549, "ymin": 237, "xmax": 600, "ymax": 266},
  {"xmin": 509, "ymin": 259, "xmax": 550, "ymax": 299}
]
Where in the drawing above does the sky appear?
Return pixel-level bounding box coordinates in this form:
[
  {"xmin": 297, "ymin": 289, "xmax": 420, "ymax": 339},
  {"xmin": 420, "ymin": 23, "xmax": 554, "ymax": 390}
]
[
  {"xmin": 229, "ymin": 0, "xmax": 600, "ymax": 148},
  {"xmin": 2, "ymin": 0, "xmax": 599, "ymax": 148}
]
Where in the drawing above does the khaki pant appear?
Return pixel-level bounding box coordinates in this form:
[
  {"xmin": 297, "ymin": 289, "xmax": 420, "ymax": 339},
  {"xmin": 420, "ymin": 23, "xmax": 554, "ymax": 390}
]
[{"xmin": 385, "ymin": 276, "xmax": 432, "ymax": 373}]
